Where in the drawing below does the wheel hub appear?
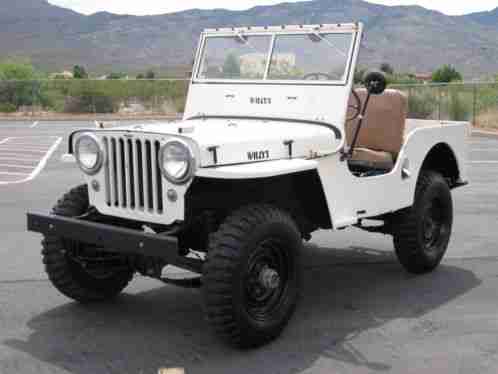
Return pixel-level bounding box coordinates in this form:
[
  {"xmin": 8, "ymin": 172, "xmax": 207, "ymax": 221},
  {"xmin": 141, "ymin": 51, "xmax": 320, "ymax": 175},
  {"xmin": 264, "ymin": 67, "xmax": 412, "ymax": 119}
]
[{"xmin": 258, "ymin": 266, "xmax": 280, "ymax": 290}]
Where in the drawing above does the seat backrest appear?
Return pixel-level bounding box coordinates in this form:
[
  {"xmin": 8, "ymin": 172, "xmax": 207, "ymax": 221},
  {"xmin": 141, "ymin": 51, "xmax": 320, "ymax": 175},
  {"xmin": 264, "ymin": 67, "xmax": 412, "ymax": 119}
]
[{"xmin": 346, "ymin": 89, "xmax": 408, "ymax": 157}]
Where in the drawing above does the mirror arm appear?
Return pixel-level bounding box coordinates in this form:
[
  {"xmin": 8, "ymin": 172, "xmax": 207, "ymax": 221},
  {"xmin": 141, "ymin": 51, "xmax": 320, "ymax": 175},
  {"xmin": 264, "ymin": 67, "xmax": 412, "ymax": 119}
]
[{"xmin": 343, "ymin": 91, "xmax": 372, "ymax": 160}]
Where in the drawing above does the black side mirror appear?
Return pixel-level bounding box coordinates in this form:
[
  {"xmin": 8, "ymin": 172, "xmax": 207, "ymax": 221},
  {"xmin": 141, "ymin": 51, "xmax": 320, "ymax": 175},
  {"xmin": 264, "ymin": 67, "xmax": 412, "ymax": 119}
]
[{"xmin": 364, "ymin": 70, "xmax": 387, "ymax": 95}]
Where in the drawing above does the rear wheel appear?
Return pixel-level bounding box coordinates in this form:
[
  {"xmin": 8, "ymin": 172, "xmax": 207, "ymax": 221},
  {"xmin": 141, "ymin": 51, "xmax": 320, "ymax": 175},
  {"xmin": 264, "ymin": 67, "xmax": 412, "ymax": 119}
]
[
  {"xmin": 202, "ymin": 205, "xmax": 301, "ymax": 348},
  {"xmin": 393, "ymin": 171, "xmax": 453, "ymax": 274},
  {"xmin": 42, "ymin": 185, "xmax": 134, "ymax": 302}
]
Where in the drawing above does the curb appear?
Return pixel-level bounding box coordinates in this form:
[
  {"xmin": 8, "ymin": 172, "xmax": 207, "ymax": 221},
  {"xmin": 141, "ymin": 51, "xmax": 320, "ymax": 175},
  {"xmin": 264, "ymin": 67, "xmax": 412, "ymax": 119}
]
[
  {"xmin": 0, "ymin": 115, "xmax": 182, "ymax": 122},
  {"xmin": 472, "ymin": 130, "xmax": 498, "ymax": 139}
]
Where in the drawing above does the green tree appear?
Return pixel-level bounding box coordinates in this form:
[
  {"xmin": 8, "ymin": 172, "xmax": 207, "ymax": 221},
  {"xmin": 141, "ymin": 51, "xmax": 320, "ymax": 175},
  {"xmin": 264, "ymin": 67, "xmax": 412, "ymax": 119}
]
[
  {"xmin": 380, "ymin": 62, "xmax": 394, "ymax": 76},
  {"xmin": 73, "ymin": 65, "xmax": 88, "ymax": 79},
  {"xmin": 0, "ymin": 60, "xmax": 37, "ymax": 80},
  {"xmin": 145, "ymin": 70, "xmax": 156, "ymax": 79},
  {"xmin": 432, "ymin": 65, "xmax": 462, "ymax": 83},
  {"xmin": 222, "ymin": 54, "xmax": 240, "ymax": 78},
  {"xmin": 136, "ymin": 73, "xmax": 145, "ymax": 79},
  {"xmin": 0, "ymin": 60, "xmax": 42, "ymax": 110}
]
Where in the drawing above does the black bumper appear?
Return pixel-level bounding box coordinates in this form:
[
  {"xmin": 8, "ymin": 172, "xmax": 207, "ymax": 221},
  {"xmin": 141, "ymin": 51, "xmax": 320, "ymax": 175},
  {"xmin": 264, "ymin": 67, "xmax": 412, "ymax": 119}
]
[{"xmin": 27, "ymin": 213, "xmax": 202, "ymax": 273}]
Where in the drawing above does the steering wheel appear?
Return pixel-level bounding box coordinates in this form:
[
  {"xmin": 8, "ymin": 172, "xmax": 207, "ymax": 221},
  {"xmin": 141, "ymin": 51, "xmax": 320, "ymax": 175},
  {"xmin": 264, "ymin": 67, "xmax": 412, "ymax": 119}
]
[
  {"xmin": 302, "ymin": 72, "xmax": 334, "ymax": 81},
  {"xmin": 347, "ymin": 89, "xmax": 362, "ymax": 122}
]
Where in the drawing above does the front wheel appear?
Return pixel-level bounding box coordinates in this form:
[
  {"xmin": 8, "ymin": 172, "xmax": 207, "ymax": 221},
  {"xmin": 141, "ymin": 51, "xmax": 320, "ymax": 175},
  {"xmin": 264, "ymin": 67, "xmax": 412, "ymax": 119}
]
[
  {"xmin": 393, "ymin": 171, "xmax": 453, "ymax": 274},
  {"xmin": 202, "ymin": 205, "xmax": 302, "ymax": 348},
  {"xmin": 42, "ymin": 185, "xmax": 134, "ymax": 302}
]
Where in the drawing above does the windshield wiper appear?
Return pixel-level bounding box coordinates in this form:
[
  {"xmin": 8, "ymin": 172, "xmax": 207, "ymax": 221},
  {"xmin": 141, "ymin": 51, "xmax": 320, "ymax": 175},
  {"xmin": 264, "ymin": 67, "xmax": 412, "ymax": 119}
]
[{"xmin": 309, "ymin": 32, "xmax": 347, "ymax": 58}]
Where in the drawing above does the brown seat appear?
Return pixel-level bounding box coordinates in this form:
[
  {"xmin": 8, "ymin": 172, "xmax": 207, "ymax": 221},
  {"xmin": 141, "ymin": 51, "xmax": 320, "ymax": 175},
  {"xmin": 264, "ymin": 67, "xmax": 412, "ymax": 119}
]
[{"xmin": 347, "ymin": 89, "xmax": 408, "ymax": 171}]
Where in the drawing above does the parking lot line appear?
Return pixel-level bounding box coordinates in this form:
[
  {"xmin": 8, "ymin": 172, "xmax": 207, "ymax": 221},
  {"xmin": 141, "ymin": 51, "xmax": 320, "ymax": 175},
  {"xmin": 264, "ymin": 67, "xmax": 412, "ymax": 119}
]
[
  {"xmin": 0, "ymin": 152, "xmax": 46, "ymax": 159},
  {"xmin": 0, "ymin": 148, "xmax": 48, "ymax": 153},
  {"xmin": 29, "ymin": 121, "xmax": 39, "ymax": 128},
  {"xmin": 0, "ymin": 138, "xmax": 10, "ymax": 145},
  {"xmin": 0, "ymin": 136, "xmax": 63, "ymax": 185},
  {"xmin": 0, "ymin": 164, "xmax": 37, "ymax": 169},
  {"xmin": 0, "ymin": 157, "xmax": 38, "ymax": 163},
  {"xmin": 469, "ymin": 161, "xmax": 498, "ymax": 164},
  {"xmin": 0, "ymin": 171, "xmax": 30, "ymax": 176}
]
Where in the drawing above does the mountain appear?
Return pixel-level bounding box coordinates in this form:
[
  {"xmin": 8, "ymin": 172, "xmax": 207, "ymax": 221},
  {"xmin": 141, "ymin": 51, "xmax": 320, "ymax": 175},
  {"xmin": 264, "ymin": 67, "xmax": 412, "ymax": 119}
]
[
  {"xmin": 464, "ymin": 7, "xmax": 498, "ymax": 28},
  {"xmin": 1, "ymin": 0, "xmax": 498, "ymax": 78}
]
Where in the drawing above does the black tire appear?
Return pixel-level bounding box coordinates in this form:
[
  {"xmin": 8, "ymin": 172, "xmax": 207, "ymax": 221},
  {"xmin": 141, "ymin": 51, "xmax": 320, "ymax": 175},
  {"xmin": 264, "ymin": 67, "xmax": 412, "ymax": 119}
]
[
  {"xmin": 202, "ymin": 205, "xmax": 301, "ymax": 348},
  {"xmin": 42, "ymin": 184, "xmax": 134, "ymax": 302},
  {"xmin": 393, "ymin": 171, "xmax": 453, "ymax": 274}
]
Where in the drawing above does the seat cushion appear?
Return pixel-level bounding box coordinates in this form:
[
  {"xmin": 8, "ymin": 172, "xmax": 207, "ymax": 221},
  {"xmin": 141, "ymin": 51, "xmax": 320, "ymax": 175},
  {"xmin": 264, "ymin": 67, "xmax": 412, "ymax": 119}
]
[
  {"xmin": 350, "ymin": 147, "xmax": 394, "ymax": 171},
  {"xmin": 347, "ymin": 89, "xmax": 408, "ymax": 158}
]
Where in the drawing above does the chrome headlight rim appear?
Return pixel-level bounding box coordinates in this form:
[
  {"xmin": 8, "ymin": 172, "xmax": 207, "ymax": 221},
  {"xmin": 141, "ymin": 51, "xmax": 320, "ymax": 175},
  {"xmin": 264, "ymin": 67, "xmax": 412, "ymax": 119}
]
[
  {"xmin": 74, "ymin": 132, "xmax": 104, "ymax": 176},
  {"xmin": 159, "ymin": 139, "xmax": 196, "ymax": 185}
]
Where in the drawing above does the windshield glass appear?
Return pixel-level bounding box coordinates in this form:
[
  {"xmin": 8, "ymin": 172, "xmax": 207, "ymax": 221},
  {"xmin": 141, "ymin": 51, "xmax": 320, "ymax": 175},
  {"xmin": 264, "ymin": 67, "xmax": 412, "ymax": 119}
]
[
  {"xmin": 196, "ymin": 32, "xmax": 354, "ymax": 83},
  {"xmin": 198, "ymin": 35, "xmax": 272, "ymax": 80},
  {"xmin": 268, "ymin": 33, "xmax": 353, "ymax": 81}
]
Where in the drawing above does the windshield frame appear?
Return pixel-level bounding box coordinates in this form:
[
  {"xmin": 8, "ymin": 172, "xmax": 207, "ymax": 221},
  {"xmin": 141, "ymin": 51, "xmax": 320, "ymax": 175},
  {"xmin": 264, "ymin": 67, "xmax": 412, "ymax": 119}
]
[{"xmin": 192, "ymin": 24, "xmax": 361, "ymax": 86}]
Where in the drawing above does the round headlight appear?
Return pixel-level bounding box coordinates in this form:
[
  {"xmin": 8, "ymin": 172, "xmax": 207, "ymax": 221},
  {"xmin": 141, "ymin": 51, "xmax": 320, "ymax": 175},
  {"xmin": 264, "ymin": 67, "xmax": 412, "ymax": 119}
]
[
  {"xmin": 159, "ymin": 140, "xmax": 195, "ymax": 184},
  {"xmin": 74, "ymin": 133, "xmax": 103, "ymax": 175}
]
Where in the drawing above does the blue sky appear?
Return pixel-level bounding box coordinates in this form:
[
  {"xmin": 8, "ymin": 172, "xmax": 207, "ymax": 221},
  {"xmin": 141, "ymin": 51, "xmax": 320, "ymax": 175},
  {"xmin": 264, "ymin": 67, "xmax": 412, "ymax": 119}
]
[{"xmin": 48, "ymin": 0, "xmax": 498, "ymax": 16}]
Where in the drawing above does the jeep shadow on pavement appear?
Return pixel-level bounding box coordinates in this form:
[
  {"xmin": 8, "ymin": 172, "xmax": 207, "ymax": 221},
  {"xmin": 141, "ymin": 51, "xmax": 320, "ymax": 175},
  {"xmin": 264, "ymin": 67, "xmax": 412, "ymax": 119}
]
[{"xmin": 5, "ymin": 245, "xmax": 480, "ymax": 373}]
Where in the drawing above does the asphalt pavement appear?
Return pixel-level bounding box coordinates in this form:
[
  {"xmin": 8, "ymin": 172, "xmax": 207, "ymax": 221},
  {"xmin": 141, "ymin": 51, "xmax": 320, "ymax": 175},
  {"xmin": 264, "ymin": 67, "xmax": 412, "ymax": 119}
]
[{"xmin": 0, "ymin": 120, "xmax": 498, "ymax": 374}]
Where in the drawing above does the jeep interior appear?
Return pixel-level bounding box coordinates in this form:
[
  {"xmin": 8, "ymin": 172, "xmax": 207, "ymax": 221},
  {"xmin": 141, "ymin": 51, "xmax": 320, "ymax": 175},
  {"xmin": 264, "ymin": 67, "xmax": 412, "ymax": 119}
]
[{"xmin": 347, "ymin": 88, "xmax": 408, "ymax": 177}]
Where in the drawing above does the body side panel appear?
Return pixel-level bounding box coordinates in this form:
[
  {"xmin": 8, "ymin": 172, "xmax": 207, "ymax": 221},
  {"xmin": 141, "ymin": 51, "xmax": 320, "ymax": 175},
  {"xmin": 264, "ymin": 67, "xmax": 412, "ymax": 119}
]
[{"xmin": 316, "ymin": 121, "xmax": 469, "ymax": 229}]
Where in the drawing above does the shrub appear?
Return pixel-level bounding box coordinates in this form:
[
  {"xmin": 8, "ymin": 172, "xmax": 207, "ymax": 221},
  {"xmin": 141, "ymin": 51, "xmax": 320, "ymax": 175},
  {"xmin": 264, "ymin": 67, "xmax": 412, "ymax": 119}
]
[
  {"xmin": 0, "ymin": 103, "xmax": 17, "ymax": 113},
  {"xmin": 407, "ymin": 92, "xmax": 434, "ymax": 119},
  {"xmin": 64, "ymin": 93, "xmax": 117, "ymax": 113},
  {"xmin": 448, "ymin": 89, "xmax": 471, "ymax": 121},
  {"xmin": 63, "ymin": 82, "xmax": 118, "ymax": 113},
  {"xmin": 432, "ymin": 65, "xmax": 462, "ymax": 83}
]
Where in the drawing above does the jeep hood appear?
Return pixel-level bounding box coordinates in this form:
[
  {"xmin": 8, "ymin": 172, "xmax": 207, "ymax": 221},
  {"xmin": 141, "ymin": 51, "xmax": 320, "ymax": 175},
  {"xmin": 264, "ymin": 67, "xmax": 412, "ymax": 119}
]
[{"xmin": 112, "ymin": 118, "xmax": 343, "ymax": 167}]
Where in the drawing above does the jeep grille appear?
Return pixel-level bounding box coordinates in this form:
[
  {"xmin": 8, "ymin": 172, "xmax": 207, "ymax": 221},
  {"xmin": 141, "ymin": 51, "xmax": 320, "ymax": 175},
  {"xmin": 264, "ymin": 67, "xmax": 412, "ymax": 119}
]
[{"xmin": 102, "ymin": 135, "xmax": 163, "ymax": 214}]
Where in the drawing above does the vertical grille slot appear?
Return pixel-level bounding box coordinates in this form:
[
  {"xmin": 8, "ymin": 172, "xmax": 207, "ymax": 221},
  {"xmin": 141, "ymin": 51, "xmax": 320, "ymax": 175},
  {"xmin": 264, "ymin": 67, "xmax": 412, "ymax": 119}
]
[
  {"xmin": 145, "ymin": 140, "xmax": 154, "ymax": 210},
  {"xmin": 109, "ymin": 138, "xmax": 118, "ymax": 206},
  {"xmin": 102, "ymin": 134, "xmax": 164, "ymax": 215},
  {"xmin": 103, "ymin": 137, "xmax": 111, "ymax": 206},
  {"xmin": 155, "ymin": 141, "xmax": 163, "ymax": 213},
  {"xmin": 116, "ymin": 138, "xmax": 125, "ymax": 207},
  {"xmin": 126, "ymin": 139, "xmax": 135, "ymax": 209}
]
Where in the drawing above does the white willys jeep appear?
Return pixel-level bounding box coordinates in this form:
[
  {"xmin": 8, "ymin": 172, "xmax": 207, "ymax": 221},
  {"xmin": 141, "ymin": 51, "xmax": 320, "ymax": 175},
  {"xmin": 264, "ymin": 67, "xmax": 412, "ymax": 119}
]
[{"xmin": 28, "ymin": 23, "xmax": 469, "ymax": 348}]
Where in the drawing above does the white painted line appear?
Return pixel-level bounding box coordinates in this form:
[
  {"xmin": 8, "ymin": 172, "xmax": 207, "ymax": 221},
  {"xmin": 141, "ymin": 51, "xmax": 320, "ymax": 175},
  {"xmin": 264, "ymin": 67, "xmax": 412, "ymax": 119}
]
[
  {"xmin": 0, "ymin": 158, "xmax": 38, "ymax": 163},
  {"xmin": 6, "ymin": 136, "xmax": 60, "ymax": 140},
  {"xmin": 471, "ymin": 148, "xmax": 498, "ymax": 152},
  {"xmin": 30, "ymin": 121, "xmax": 39, "ymax": 128},
  {"xmin": 6, "ymin": 143, "xmax": 57, "ymax": 147},
  {"xmin": 0, "ymin": 148, "xmax": 47, "ymax": 153},
  {"xmin": 0, "ymin": 138, "xmax": 10, "ymax": 145},
  {"xmin": 0, "ymin": 164, "xmax": 35, "ymax": 169},
  {"xmin": 0, "ymin": 171, "xmax": 30, "ymax": 176},
  {"xmin": 0, "ymin": 137, "xmax": 62, "ymax": 185},
  {"xmin": 0, "ymin": 152, "xmax": 46, "ymax": 159},
  {"xmin": 468, "ymin": 161, "xmax": 498, "ymax": 164}
]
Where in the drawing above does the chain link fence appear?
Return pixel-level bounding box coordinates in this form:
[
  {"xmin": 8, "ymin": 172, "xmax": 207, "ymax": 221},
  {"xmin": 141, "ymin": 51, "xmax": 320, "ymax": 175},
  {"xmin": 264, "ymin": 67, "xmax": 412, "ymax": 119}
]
[
  {"xmin": 0, "ymin": 80, "xmax": 497, "ymax": 129},
  {"xmin": 392, "ymin": 83, "xmax": 498, "ymax": 130}
]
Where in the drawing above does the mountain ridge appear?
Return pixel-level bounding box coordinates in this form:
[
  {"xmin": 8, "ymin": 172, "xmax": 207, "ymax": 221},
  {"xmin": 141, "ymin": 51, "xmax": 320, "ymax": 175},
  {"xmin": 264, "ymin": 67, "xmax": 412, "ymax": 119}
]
[{"xmin": 1, "ymin": 0, "xmax": 497, "ymax": 77}]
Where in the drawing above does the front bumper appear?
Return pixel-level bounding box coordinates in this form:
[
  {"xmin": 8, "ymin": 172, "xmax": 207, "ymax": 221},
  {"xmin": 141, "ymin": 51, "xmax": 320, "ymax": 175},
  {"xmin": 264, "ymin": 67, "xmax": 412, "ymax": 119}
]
[{"xmin": 27, "ymin": 213, "xmax": 202, "ymax": 273}]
